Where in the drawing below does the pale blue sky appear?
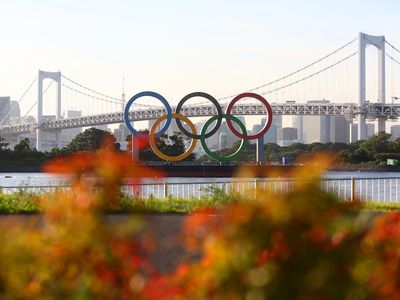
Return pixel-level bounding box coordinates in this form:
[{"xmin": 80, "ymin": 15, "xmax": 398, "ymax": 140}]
[{"xmin": 1, "ymin": 0, "xmax": 400, "ymax": 114}]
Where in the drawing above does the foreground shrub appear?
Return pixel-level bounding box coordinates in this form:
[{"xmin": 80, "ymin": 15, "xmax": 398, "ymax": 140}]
[
  {"xmin": 172, "ymin": 155, "xmax": 369, "ymax": 299},
  {"xmin": 0, "ymin": 137, "xmax": 158, "ymax": 299},
  {"xmin": 358, "ymin": 212, "xmax": 400, "ymax": 299}
]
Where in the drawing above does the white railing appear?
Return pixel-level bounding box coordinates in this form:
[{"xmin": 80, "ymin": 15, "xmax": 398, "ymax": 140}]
[{"xmin": 1, "ymin": 177, "xmax": 399, "ymax": 203}]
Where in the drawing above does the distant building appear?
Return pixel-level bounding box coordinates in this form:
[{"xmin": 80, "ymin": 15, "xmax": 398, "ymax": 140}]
[
  {"xmin": 9, "ymin": 101, "xmax": 20, "ymax": 118},
  {"xmin": 350, "ymin": 123, "xmax": 358, "ymax": 142},
  {"xmin": 148, "ymin": 119, "xmax": 179, "ymax": 137},
  {"xmin": 11, "ymin": 115, "xmax": 37, "ymax": 150},
  {"xmin": 266, "ymin": 114, "xmax": 281, "ymax": 144},
  {"xmin": 219, "ymin": 132, "xmax": 228, "ymax": 150},
  {"xmin": 366, "ymin": 123, "xmax": 375, "ymax": 138},
  {"xmin": 272, "ymin": 115, "xmax": 282, "ymax": 128},
  {"xmin": 291, "ymin": 116, "xmax": 303, "ymax": 143},
  {"xmin": 114, "ymin": 124, "xmax": 129, "ymax": 142},
  {"xmin": 330, "ymin": 116, "xmax": 349, "ymax": 143},
  {"xmin": 350, "ymin": 122, "xmax": 375, "ymax": 143},
  {"xmin": 61, "ymin": 110, "xmax": 82, "ymax": 148},
  {"xmin": 303, "ymin": 115, "xmax": 331, "ymax": 143},
  {"xmin": 302, "ymin": 100, "xmax": 350, "ymax": 143},
  {"xmin": 114, "ymin": 123, "xmax": 129, "ymax": 150},
  {"xmin": 302, "ymin": 100, "xmax": 331, "ymax": 143},
  {"xmin": 251, "ymin": 115, "xmax": 281, "ymax": 144},
  {"xmin": 0, "ymin": 98, "xmax": 22, "ymax": 148},
  {"xmin": 0, "ymin": 97, "xmax": 10, "ymax": 123},
  {"xmin": 277, "ymin": 127, "xmax": 298, "ymax": 146},
  {"xmin": 94, "ymin": 124, "xmax": 109, "ymax": 132},
  {"xmin": 390, "ymin": 125, "xmax": 400, "ymax": 140},
  {"xmin": 194, "ymin": 120, "xmax": 209, "ymax": 153},
  {"xmin": 218, "ymin": 117, "xmax": 246, "ymax": 150},
  {"xmin": 251, "ymin": 123, "xmax": 265, "ymax": 140},
  {"xmin": 12, "ymin": 110, "xmax": 84, "ymax": 151}
]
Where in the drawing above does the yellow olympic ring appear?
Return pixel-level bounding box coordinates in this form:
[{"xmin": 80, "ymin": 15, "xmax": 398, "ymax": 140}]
[{"xmin": 149, "ymin": 113, "xmax": 197, "ymax": 162}]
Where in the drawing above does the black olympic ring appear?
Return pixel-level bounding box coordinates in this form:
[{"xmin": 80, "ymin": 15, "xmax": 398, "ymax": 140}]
[{"xmin": 175, "ymin": 92, "xmax": 223, "ymax": 139}]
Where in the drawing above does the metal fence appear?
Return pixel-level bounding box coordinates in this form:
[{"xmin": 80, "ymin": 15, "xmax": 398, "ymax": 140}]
[{"xmin": 1, "ymin": 177, "xmax": 400, "ymax": 203}]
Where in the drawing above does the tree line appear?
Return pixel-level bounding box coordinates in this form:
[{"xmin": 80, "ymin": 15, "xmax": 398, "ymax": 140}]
[
  {"xmin": 0, "ymin": 128, "xmax": 194, "ymax": 170},
  {"xmin": 0, "ymin": 128, "xmax": 398, "ymax": 170},
  {"xmin": 200, "ymin": 132, "xmax": 400, "ymax": 165}
]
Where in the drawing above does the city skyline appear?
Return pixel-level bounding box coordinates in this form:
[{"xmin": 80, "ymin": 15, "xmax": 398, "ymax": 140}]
[{"xmin": 0, "ymin": 94, "xmax": 389, "ymax": 151}]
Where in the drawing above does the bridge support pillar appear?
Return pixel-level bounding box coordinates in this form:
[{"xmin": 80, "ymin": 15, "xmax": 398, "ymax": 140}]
[
  {"xmin": 377, "ymin": 118, "xmax": 386, "ymax": 133},
  {"xmin": 55, "ymin": 130, "xmax": 62, "ymax": 148},
  {"xmin": 36, "ymin": 131, "xmax": 42, "ymax": 151},
  {"xmin": 256, "ymin": 136, "xmax": 265, "ymax": 164},
  {"xmin": 36, "ymin": 70, "xmax": 62, "ymax": 151},
  {"xmin": 358, "ymin": 115, "xmax": 367, "ymax": 141},
  {"xmin": 358, "ymin": 32, "xmax": 386, "ymax": 140},
  {"xmin": 377, "ymin": 36, "xmax": 386, "ymax": 134}
]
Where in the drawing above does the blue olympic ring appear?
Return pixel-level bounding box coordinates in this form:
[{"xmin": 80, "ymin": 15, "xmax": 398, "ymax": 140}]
[{"xmin": 124, "ymin": 91, "xmax": 172, "ymax": 139}]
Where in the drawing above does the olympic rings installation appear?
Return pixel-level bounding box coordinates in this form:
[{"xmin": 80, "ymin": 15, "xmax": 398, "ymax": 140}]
[{"xmin": 123, "ymin": 91, "xmax": 273, "ymax": 162}]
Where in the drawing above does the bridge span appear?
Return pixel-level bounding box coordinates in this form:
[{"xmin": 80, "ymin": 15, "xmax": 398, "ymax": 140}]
[
  {"xmin": 1, "ymin": 102, "xmax": 400, "ymax": 136},
  {"xmin": 0, "ymin": 103, "xmax": 400, "ymax": 136}
]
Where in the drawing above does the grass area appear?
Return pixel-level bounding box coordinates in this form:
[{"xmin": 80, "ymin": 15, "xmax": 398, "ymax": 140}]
[
  {"xmin": 114, "ymin": 195, "xmax": 238, "ymax": 213},
  {"xmin": 0, "ymin": 192, "xmax": 40, "ymax": 213},
  {"xmin": 1, "ymin": 188, "xmax": 400, "ymax": 214},
  {"xmin": 0, "ymin": 187, "xmax": 243, "ymax": 214},
  {"xmin": 356, "ymin": 201, "xmax": 400, "ymax": 212}
]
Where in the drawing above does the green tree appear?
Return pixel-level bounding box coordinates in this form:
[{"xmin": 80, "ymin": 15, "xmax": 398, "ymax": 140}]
[
  {"xmin": 14, "ymin": 138, "xmax": 32, "ymax": 153},
  {"xmin": 309, "ymin": 142, "xmax": 325, "ymax": 152},
  {"xmin": 68, "ymin": 128, "xmax": 116, "ymax": 152},
  {"xmin": 0, "ymin": 137, "xmax": 9, "ymax": 151},
  {"xmin": 360, "ymin": 132, "xmax": 392, "ymax": 154},
  {"xmin": 348, "ymin": 148, "xmax": 372, "ymax": 164},
  {"xmin": 152, "ymin": 132, "xmax": 196, "ymax": 162},
  {"xmin": 49, "ymin": 147, "xmax": 72, "ymax": 156},
  {"xmin": 283, "ymin": 150, "xmax": 303, "ymax": 162},
  {"xmin": 392, "ymin": 137, "xmax": 400, "ymax": 153},
  {"xmin": 128, "ymin": 131, "xmax": 196, "ymax": 162},
  {"xmin": 359, "ymin": 132, "xmax": 395, "ymax": 163},
  {"xmin": 328, "ymin": 142, "xmax": 349, "ymax": 152},
  {"xmin": 264, "ymin": 143, "xmax": 281, "ymax": 162}
]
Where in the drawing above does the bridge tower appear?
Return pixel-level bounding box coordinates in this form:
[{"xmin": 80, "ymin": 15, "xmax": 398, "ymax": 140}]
[
  {"xmin": 36, "ymin": 70, "xmax": 62, "ymax": 151},
  {"xmin": 358, "ymin": 32, "xmax": 386, "ymax": 140}
]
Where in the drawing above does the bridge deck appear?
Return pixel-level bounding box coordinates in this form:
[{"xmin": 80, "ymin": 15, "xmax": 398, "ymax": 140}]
[{"xmin": 1, "ymin": 103, "xmax": 399, "ymax": 135}]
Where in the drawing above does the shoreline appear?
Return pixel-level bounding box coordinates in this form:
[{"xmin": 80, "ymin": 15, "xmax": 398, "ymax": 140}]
[{"xmin": 0, "ymin": 163, "xmax": 399, "ymax": 175}]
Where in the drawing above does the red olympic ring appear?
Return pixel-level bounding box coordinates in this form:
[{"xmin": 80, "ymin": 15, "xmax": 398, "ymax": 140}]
[{"xmin": 225, "ymin": 92, "xmax": 273, "ymax": 140}]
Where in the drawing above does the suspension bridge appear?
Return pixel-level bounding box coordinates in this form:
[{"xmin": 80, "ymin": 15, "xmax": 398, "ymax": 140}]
[{"xmin": 1, "ymin": 32, "xmax": 400, "ymax": 151}]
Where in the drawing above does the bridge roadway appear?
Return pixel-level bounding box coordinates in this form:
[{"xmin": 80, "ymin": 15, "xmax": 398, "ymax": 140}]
[{"xmin": 1, "ymin": 102, "xmax": 400, "ymax": 136}]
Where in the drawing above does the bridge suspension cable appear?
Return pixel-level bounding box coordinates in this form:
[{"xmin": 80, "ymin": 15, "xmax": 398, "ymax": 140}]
[
  {"xmin": 62, "ymin": 38, "xmax": 358, "ymax": 108},
  {"xmin": 23, "ymin": 81, "xmax": 54, "ymax": 121},
  {"xmin": 61, "ymin": 74, "xmax": 122, "ymax": 102},
  {"xmin": 61, "ymin": 74, "xmax": 159, "ymax": 108},
  {"xmin": 217, "ymin": 37, "xmax": 358, "ymax": 101},
  {"xmin": 62, "ymin": 83, "xmax": 159, "ymax": 109},
  {"xmin": 0, "ymin": 76, "xmax": 37, "ymax": 125},
  {"xmin": 258, "ymin": 51, "xmax": 358, "ymax": 96},
  {"xmin": 386, "ymin": 53, "xmax": 400, "ymax": 67},
  {"xmin": 386, "ymin": 47, "xmax": 400, "ymax": 101},
  {"xmin": 386, "ymin": 40, "xmax": 400, "ymax": 55},
  {"xmin": 62, "ymin": 83, "xmax": 122, "ymax": 105}
]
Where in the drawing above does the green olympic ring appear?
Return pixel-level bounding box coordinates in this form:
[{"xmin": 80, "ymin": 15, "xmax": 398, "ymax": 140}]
[{"xmin": 200, "ymin": 114, "xmax": 249, "ymax": 161}]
